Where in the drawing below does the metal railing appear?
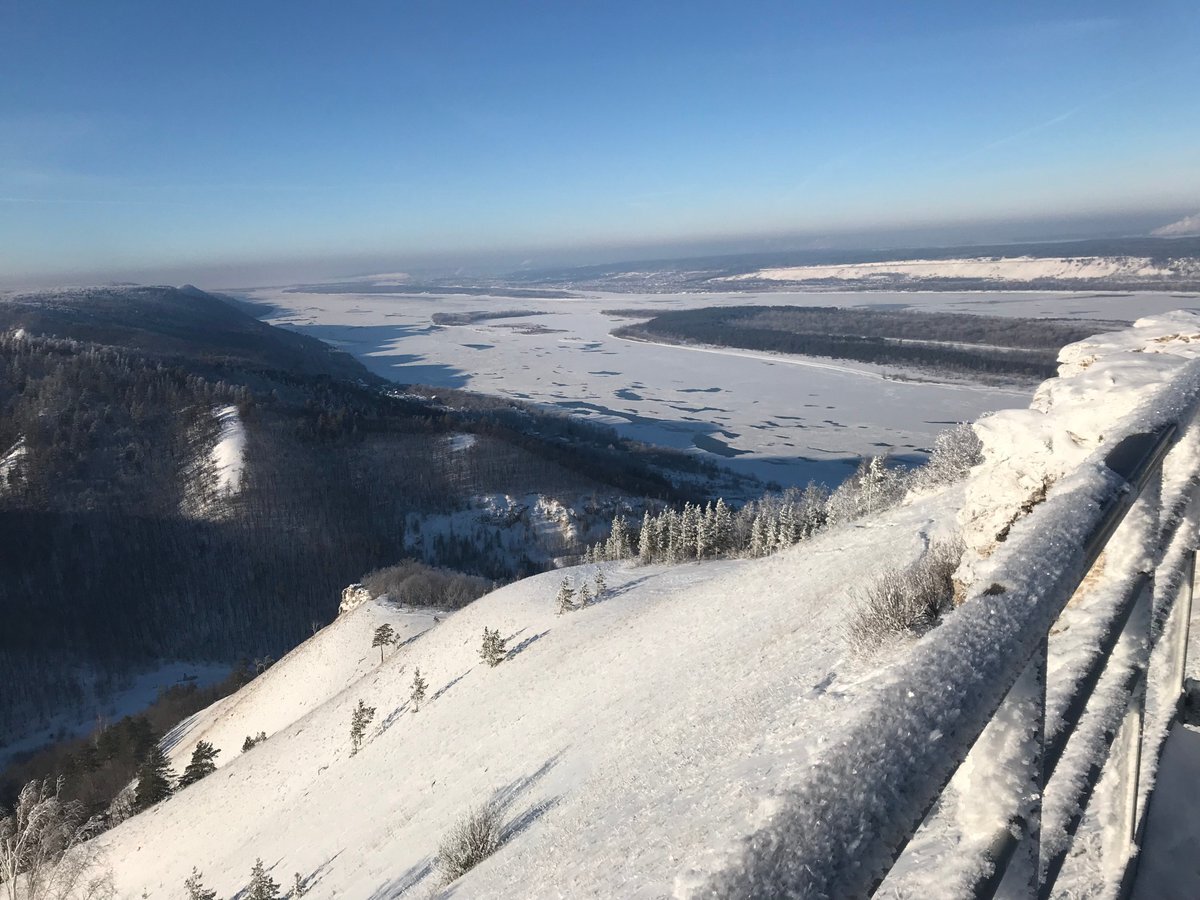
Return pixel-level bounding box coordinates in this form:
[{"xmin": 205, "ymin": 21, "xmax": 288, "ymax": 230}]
[{"xmin": 699, "ymin": 362, "xmax": 1200, "ymax": 899}]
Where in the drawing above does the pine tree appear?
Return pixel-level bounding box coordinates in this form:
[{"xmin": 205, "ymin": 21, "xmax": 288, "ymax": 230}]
[
  {"xmin": 242, "ymin": 731, "xmax": 267, "ymax": 752},
  {"xmin": 662, "ymin": 513, "xmax": 681, "ymax": 564},
  {"xmin": 246, "ymin": 858, "xmax": 281, "ymax": 900},
  {"xmin": 410, "ymin": 667, "xmax": 428, "ymax": 712},
  {"xmin": 679, "ymin": 503, "xmax": 699, "ymax": 559},
  {"xmin": 479, "ymin": 627, "xmax": 507, "ymax": 667},
  {"xmin": 555, "ymin": 578, "xmax": 577, "ymax": 615},
  {"xmin": 799, "ymin": 482, "xmax": 829, "ymax": 537},
  {"xmin": 134, "ymin": 743, "xmax": 175, "ymax": 810},
  {"xmin": 178, "ymin": 740, "xmax": 220, "ymax": 788},
  {"xmin": 593, "ymin": 570, "xmax": 607, "ymax": 599},
  {"xmin": 349, "ymin": 699, "xmax": 376, "ymax": 756},
  {"xmin": 713, "ymin": 498, "xmax": 733, "ymax": 555},
  {"xmin": 696, "ymin": 502, "xmax": 715, "ymax": 559},
  {"xmin": 578, "ymin": 583, "xmax": 593, "ymax": 608},
  {"xmin": 778, "ymin": 501, "xmax": 799, "ymax": 547},
  {"xmin": 637, "ymin": 511, "xmax": 655, "ymax": 564},
  {"xmin": 605, "ymin": 514, "xmax": 631, "ymax": 560},
  {"xmin": 372, "ymin": 623, "xmax": 396, "ymax": 664},
  {"xmin": 185, "ymin": 867, "xmax": 217, "ymax": 900},
  {"xmin": 749, "ymin": 513, "xmax": 770, "ymax": 558},
  {"xmin": 291, "ymin": 873, "xmax": 308, "ymax": 897}
]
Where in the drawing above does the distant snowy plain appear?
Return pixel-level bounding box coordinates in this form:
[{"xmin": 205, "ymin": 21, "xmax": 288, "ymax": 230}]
[{"xmin": 254, "ymin": 286, "xmax": 1197, "ymax": 487}]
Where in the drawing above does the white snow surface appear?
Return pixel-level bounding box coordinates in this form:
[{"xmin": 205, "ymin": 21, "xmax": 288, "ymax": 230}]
[
  {"xmin": 252, "ymin": 286, "xmax": 1144, "ymax": 487},
  {"xmin": 728, "ymin": 256, "xmax": 1198, "ymax": 283},
  {"xmin": 957, "ymin": 310, "xmax": 1200, "ymax": 589},
  {"xmin": 91, "ymin": 499, "xmax": 956, "ymax": 899},
  {"xmin": 0, "ymin": 435, "xmax": 26, "ymax": 491},
  {"xmin": 158, "ymin": 600, "xmax": 442, "ymax": 777},
  {"xmin": 210, "ymin": 405, "xmax": 246, "ymax": 496}
]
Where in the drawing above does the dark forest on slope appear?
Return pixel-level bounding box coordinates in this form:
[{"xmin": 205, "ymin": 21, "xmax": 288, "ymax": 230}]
[
  {"xmin": 0, "ymin": 287, "xmax": 732, "ymax": 747},
  {"xmin": 611, "ymin": 306, "xmax": 1126, "ymax": 383}
]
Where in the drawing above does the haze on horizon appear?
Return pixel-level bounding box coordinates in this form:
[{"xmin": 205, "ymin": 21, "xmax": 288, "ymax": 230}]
[{"xmin": 2, "ymin": 0, "xmax": 1199, "ymax": 289}]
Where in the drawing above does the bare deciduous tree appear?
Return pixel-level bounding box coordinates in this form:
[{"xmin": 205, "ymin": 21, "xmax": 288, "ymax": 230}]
[{"xmin": 0, "ymin": 778, "xmax": 113, "ymax": 900}]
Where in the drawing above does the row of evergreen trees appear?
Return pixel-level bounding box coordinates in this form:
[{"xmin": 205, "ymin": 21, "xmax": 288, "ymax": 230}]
[
  {"xmin": 585, "ymin": 427, "xmax": 982, "ymax": 566},
  {"xmin": 186, "ymin": 859, "xmax": 308, "ymax": 899},
  {"xmin": 132, "ymin": 740, "xmax": 221, "ymax": 811}
]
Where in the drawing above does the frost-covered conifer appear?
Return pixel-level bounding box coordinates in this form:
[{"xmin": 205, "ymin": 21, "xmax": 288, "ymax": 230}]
[
  {"xmin": 246, "ymin": 858, "xmax": 281, "ymax": 900},
  {"xmin": 799, "ymin": 482, "xmax": 829, "ymax": 537},
  {"xmin": 178, "ymin": 740, "xmax": 220, "ymax": 788},
  {"xmin": 605, "ymin": 514, "xmax": 631, "ymax": 560},
  {"xmin": 637, "ymin": 511, "xmax": 655, "ymax": 564},
  {"xmin": 479, "ymin": 627, "xmax": 507, "ymax": 667},
  {"xmin": 349, "ymin": 699, "xmax": 376, "ymax": 755},
  {"xmin": 291, "ymin": 872, "xmax": 309, "ymax": 897},
  {"xmin": 185, "ymin": 867, "xmax": 217, "ymax": 900},
  {"xmin": 592, "ymin": 570, "xmax": 607, "ymax": 598},
  {"xmin": 713, "ymin": 498, "xmax": 733, "ymax": 554},
  {"xmin": 679, "ymin": 503, "xmax": 698, "ymax": 558},
  {"xmin": 749, "ymin": 514, "xmax": 770, "ymax": 558},
  {"xmin": 371, "ymin": 623, "xmax": 396, "ymax": 664},
  {"xmin": 578, "ymin": 583, "xmax": 593, "ymax": 608},
  {"xmin": 696, "ymin": 503, "xmax": 715, "ymax": 559},
  {"xmin": 410, "ymin": 667, "xmax": 428, "ymax": 712},
  {"xmin": 555, "ymin": 578, "xmax": 577, "ymax": 615},
  {"xmin": 777, "ymin": 499, "xmax": 799, "ymax": 547}
]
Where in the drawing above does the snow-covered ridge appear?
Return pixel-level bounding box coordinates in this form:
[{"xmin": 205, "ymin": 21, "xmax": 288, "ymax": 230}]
[
  {"xmin": 957, "ymin": 310, "xmax": 1200, "ymax": 588},
  {"xmin": 210, "ymin": 405, "xmax": 246, "ymax": 496},
  {"xmin": 725, "ymin": 255, "xmax": 1199, "ymax": 284},
  {"xmin": 0, "ymin": 435, "xmax": 26, "ymax": 492}
]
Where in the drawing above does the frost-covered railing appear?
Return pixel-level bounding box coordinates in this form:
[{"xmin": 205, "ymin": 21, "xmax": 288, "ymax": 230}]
[{"xmin": 699, "ymin": 357, "xmax": 1200, "ymax": 899}]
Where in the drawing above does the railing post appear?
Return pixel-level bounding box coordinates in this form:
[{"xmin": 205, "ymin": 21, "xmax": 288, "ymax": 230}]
[
  {"xmin": 1172, "ymin": 549, "xmax": 1196, "ymax": 722},
  {"xmin": 1000, "ymin": 638, "xmax": 1047, "ymax": 899},
  {"xmin": 973, "ymin": 638, "xmax": 1047, "ymax": 899},
  {"xmin": 1104, "ymin": 582, "xmax": 1153, "ymax": 880}
]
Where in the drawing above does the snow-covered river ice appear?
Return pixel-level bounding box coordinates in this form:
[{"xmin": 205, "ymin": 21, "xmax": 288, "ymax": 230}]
[{"xmin": 256, "ymin": 286, "xmax": 1197, "ymax": 487}]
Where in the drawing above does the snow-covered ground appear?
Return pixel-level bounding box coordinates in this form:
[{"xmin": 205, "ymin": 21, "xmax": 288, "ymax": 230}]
[
  {"xmin": 252, "ymin": 287, "xmax": 1196, "ymax": 487},
  {"xmin": 91, "ymin": 495, "xmax": 957, "ymax": 899},
  {"xmin": 726, "ymin": 256, "xmax": 1200, "ymax": 284},
  {"xmin": 74, "ymin": 310, "xmax": 1200, "ymax": 898}
]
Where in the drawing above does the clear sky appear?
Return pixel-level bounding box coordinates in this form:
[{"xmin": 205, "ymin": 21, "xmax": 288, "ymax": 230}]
[{"xmin": 3, "ymin": 0, "xmax": 1199, "ymax": 286}]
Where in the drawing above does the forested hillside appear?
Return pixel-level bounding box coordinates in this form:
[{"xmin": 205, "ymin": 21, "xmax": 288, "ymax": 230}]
[
  {"xmin": 0, "ymin": 287, "xmax": 735, "ymax": 751},
  {"xmin": 613, "ymin": 306, "xmax": 1125, "ymax": 382}
]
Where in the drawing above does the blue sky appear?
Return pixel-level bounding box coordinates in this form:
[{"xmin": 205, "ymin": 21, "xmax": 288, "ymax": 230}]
[{"xmin": 2, "ymin": 0, "xmax": 1199, "ymax": 285}]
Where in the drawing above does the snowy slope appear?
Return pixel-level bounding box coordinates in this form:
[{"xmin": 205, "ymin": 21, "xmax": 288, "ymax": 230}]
[
  {"xmin": 91, "ymin": 498, "xmax": 956, "ymax": 899},
  {"xmin": 728, "ymin": 256, "xmax": 1199, "ymax": 283},
  {"xmin": 210, "ymin": 405, "xmax": 246, "ymax": 496},
  {"xmin": 158, "ymin": 601, "xmax": 441, "ymax": 774}
]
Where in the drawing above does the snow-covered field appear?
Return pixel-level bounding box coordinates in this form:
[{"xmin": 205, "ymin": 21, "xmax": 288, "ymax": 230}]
[
  {"xmin": 92, "ymin": 495, "xmax": 956, "ymax": 899},
  {"xmin": 725, "ymin": 256, "xmax": 1200, "ymax": 284},
  {"xmin": 254, "ymin": 286, "xmax": 1196, "ymax": 487}
]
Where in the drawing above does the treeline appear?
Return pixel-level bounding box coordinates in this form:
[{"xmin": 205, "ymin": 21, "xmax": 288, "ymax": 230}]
[
  {"xmin": 0, "ymin": 664, "xmax": 256, "ymax": 821},
  {"xmin": 586, "ymin": 424, "xmax": 982, "ymax": 565},
  {"xmin": 612, "ymin": 306, "xmax": 1121, "ymax": 381}
]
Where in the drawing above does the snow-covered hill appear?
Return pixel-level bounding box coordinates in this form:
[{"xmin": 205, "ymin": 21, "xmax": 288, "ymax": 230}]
[
  {"xmin": 91, "ymin": 498, "xmax": 956, "ymax": 898},
  {"xmin": 725, "ymin": 255, "xmax": 1200, "ymax": 284}
]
